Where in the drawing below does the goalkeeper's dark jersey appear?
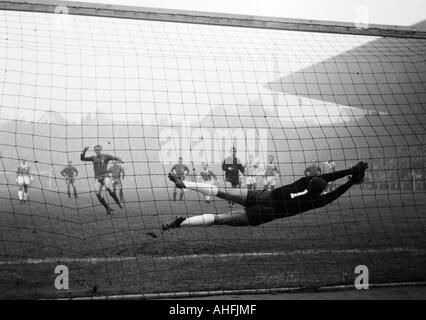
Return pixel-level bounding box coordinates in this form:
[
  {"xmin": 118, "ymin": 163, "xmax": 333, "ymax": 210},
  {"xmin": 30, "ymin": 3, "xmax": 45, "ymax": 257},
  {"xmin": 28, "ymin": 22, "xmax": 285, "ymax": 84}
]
[
  {"xmin": 244, "ymin": 169, "xmax": 353, "ymax": 226},
  {"xmin": 81, "ymin": 152, "xmax": 117, "ymax": 178}
]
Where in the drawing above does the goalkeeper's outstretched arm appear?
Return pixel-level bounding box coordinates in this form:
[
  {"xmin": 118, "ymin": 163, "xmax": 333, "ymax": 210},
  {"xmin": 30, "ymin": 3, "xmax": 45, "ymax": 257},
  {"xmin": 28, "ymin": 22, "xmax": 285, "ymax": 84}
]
[
  {"xmin": 303, "ymin": 162, "xmax": 368, "ymax": 211},
  {"xmin": 310, "ymin": 180, "xmax": 355, "ymax": 208},
  {"xmin": 318, "ymin": 162, "xmax": 368, "ymax": 183}
]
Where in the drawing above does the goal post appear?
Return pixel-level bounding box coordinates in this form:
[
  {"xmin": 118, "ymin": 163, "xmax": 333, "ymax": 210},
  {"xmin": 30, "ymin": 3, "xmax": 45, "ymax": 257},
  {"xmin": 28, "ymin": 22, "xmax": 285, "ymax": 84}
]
[{"xmin": 0, "ymin": 0, "xmax": 425, "ymax": 299}]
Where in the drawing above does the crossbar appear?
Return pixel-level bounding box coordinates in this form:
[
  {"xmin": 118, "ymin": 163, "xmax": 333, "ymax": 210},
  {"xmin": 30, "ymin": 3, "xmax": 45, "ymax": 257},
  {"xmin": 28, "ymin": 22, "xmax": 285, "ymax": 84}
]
[{"xmin": 1, "ymin": 0, "xmax": 426, "ymax": 39}]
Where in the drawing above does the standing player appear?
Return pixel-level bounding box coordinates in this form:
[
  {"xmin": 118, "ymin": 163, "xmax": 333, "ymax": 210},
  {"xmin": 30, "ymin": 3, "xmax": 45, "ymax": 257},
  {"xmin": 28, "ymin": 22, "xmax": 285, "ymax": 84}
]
[
  {"xmin": 198, "ymin": 162, "xmax": 218, "ymax": 203},
  {"xmin": 170, "ymin": 157, "xmax": 190, "ymax": 201},
  {"xmin": 263, "ymin": 155, "xmax": 280, "ymax": 191},
  {"xmin": 322, "ymin": 159, "xmax": 336, "ymax": 193},
  {"xmin": 244, "ymin": 155, "xmax": 259, "ymax": 191},
  {"xmin": 110, "ymin": 160, "xmax": 125, "ymax": 203},
  {"xmin": 222, "ymin": 147, "xmax": 245, "ymax": 207},
  {"xmin": 16, "ymin": 159, "xmax": 33, "ymax": 203},
  {"xmin": 81, "ymin": 145, "xmax": 123, "ymax": 214},
  {"xmin": 162, "ymin": 162, "xmax": 368, "ymax": 230},
  {"xmin": 60, "ymin": 161, "xmax": 79, "ymax": 198},
  {"xmin": 304, "ymin": 159, "xmax": 322, "ymax": 177}
]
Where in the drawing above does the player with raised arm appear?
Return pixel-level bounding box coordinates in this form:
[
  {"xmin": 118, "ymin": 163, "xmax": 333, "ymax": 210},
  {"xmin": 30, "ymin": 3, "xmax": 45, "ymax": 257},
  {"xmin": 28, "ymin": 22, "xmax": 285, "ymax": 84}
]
[
  {"xmin": 162, "ymin": 162, "xmax": 368, "ymax": 230},
  {"xmin": 198, "ymin": 162, "xmax": 218, "ymax": 203},
  {"xmin": 60, "ymin": 161, "xmax": 79, "ymax": 198},
  {"xmin": 244, "ymin": 155, "xmax": 259, "ymax": 191},
  {"xmin": 170, "ymin": 157, "xmax": 189, "ymax": 201},
  {"xmin": 81, "ymin": 145, "xmax": 123, "ymax": 214},
  {"xmin": 16, "ymin": 159, "xmax": 33, "ymax": 203},
  {"xmin": 110, "ymin": 160, "xmax": 125, "ymax": 203},
  {"xmin": 263, "ymin": 155, "xmax": 280, "ymax": 191}
]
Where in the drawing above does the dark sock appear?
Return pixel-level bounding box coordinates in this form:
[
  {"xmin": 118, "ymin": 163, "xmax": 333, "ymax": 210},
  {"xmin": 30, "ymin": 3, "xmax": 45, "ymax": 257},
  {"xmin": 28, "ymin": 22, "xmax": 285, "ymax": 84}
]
[
  {"xmin": 96, "ymin": 194, "xmax": 110, "ymax": 209},
  {"xmin": 107, "ymin": 189, "xmax": 122, "ymax": 206}
]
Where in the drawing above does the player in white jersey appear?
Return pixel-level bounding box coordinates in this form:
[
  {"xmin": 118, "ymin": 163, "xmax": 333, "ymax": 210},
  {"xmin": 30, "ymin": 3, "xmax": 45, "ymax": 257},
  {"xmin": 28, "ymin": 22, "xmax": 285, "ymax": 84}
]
[
  {"xmin": 16, "ymin": 159, "xmax": 33, "ymax": 203},
  {"xmin": 244, "ymin": 155, "xmax": 259, "ymax": 191},
  {"xmin": 110, "ymin": 160, "xmax": 125, "ymax": 202},
  {"xmin": 322, "ymin": 159, "xmax": 336, "ymax": 192},
  {"xmin": 263, "ymin": 155, "xmax": 280, "ymax": 191},
  {"xmin": 198, "ymin": 163, "xmax": 218, "ymax": 203}
]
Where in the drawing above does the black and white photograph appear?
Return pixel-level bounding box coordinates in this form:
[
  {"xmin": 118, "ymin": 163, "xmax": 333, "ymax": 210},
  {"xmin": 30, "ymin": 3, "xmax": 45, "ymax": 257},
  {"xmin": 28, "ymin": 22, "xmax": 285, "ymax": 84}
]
[{"xmin": 0, "ymin": 0, "xmax": 425, "ymax": 305}]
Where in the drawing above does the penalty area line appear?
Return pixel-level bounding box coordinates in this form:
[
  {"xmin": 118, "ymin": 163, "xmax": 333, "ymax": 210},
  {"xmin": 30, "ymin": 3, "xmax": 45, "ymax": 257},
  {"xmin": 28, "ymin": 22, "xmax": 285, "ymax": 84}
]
[{"xmin": 0, "ymin": 246, "xmax": 425, "ymax": 266}]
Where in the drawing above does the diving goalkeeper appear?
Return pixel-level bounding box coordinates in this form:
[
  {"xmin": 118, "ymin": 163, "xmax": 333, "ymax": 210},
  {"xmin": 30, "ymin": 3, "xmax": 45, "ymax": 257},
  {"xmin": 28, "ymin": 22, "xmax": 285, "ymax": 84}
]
[{"xmin": 162, "ymin": 162, "xmax": 368, "ymax": 229}]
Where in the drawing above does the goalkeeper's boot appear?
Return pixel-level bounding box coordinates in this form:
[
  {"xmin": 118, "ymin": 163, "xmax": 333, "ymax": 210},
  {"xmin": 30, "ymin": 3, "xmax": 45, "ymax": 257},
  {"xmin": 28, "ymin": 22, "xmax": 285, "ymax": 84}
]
[
  {"xmin": 168, "ymin": 173, "xmax": 186, "ymax": 189},
  {"xmin": 161, "ymin": 216, "xmax": 185, "ymax": 231}
]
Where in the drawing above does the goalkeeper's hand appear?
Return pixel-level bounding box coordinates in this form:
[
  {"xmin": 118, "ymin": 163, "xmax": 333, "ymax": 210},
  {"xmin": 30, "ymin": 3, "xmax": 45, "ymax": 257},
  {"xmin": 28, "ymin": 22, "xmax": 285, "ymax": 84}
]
[
  {"xmin": 350, "ymin": 161, "xmax": 368, "ymax": 175},
  {"xmin": 349, "ymin": 171, "xmax": 365, "ymax": 184},
  {"xmin": 349, "ymin": 161, "xmax": 368, "ymax": 184}
]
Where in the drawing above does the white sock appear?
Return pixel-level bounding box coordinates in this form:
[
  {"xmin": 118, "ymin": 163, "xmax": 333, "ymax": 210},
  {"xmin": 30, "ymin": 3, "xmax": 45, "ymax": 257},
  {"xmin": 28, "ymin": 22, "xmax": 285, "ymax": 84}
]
[
  {"xmin": 181, "ymin": 214, "xmax": 216, "ymax": 227},
  {"xmin": 182, "ymin": 181, "xmax": 218, "ymax": 196},
  {"xmin": 18, "ymin": 190, "xmax": 23, "ymax": 200},
  {"xmin": 23, "ymin": 192, "xmax": 28, "ymax": 200}
]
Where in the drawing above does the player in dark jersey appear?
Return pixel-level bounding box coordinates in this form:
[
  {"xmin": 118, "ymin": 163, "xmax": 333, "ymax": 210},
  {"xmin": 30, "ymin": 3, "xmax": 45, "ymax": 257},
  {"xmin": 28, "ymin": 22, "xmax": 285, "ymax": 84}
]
[
  {"xmin": 60, "ymin": 161, "xmax": 79, "ymax": 198},
  {"xmin": 162, "ymin": 162, "xmax": 368, "ymax": 230},
  {"xmin": 170, "ymin": 157, "xmax": 189, "ymax": 201},
  {"xmin": 81, "ymin": 145, "xmax": 123, "ymax": 214},
  {"xmin": 222, "ymin": 147, "xmax": 245, "ymax": 207},
  {"xmin": 110, "ymin": 160, "xmax": 125, "ymax": 203}
]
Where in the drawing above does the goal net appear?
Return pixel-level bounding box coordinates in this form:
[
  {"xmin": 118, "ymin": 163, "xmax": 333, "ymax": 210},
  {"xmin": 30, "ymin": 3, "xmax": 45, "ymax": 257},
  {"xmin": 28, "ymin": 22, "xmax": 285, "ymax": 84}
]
[{"xmin": 0, "ymin": 2, "xmax": 425, "ymax": 298}]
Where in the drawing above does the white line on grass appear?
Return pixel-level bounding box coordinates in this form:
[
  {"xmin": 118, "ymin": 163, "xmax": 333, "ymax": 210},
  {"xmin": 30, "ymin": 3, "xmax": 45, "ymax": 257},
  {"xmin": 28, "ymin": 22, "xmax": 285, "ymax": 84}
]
[{"xmin": 0, "ymin": 246, "xmax": 424, "ymax": 266}]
